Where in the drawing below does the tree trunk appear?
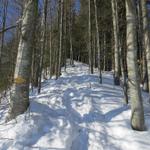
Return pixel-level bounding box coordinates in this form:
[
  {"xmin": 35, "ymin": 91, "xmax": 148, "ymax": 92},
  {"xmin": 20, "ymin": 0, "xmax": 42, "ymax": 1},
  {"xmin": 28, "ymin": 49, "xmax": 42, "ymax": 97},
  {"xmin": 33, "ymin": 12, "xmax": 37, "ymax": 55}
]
[
  {"xmin": 88, "ymin": 0, "xmax": 93, "ymax": 74},
  {"xmin": 49, "ymin": 0, "xmax": 53, "ymax": 78},
  {"xmin": 55, "ymin": 3, "xmax": 60, "ymax": 79},
  {"xmin": 120, "ymin": 34, "xmax": 128, "ymax": 104},
  {"xmin": 94, "ymin": 0, "xmax": 102, "ymax": 83},
  {"xmin": 58, "ymin": 0, "xmax": 63, "ymax": 75},
  {"xmin": 38, "ymin": 0, "xmax": 48, "ymax": 93},
  {"xmin": 6, "ymin": 0, "xmax": 38, "ymax": 121},
  {"xmin": 69, "ymin": 0, "xmax": 74, "ymax": 66},
  {"xmin": 126, "ymin": 0, "xmax": 145, "ymax": 131},
  {"xmin": 142, "ymin": 52, "xmax": 148, "ymax": 91},
  {"xmin": 64, "ymin": 0, "xmax": 67, "ymax": 71},
  {"xmin": 93, "ymin": 35, "xmax": 96, "ymax": 68},
  {"xmin": 111, "ymin": 0, "xmax": 120, "ymax": 85},
  {"xmin": 137, "ymin": 0, "xmax": 143, "ymax": 83},
  {"xmin": 103, "ymin": 33, "xmax": 106, "ymax": 71},
  {"xmin": 0, "ymin": 0, "xmax": 8, "ymax": 71},
  {"xmin": 141, "ymin": 0, "xmax": 150, "ymax": 92}
]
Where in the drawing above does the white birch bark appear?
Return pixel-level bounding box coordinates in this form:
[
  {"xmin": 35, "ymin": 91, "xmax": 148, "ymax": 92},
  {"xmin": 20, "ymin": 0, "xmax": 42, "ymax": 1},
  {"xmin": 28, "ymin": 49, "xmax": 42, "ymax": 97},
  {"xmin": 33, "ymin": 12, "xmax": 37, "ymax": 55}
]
[
  {"xmin": 6, "ymin": 0, "xmax": 38, "ymax": 121},
  {"xmin": 126, "ymin": 0, "xmax": 145, "ymax": 131},
  {"xmin": 94, "ymin": 0, "xmax": 102, "ymax": 83},
  {"xmin": 111, "ymin": 0, "xmax": 120, "ymax": 85}
]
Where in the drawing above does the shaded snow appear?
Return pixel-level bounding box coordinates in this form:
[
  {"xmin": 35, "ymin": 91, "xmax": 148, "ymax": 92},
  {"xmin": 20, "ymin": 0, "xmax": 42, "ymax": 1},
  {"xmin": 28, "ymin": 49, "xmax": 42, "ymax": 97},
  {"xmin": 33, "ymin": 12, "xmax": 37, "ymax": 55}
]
[{"xmin": 0, "ymin": 61, "xmax": 150, "ymax": 150}]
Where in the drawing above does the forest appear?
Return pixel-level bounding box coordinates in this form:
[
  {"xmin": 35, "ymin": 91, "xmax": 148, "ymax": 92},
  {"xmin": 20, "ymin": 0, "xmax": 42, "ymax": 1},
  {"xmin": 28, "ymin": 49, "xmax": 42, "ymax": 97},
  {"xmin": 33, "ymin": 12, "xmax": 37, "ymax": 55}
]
[{"xmin": 0, "ymin": 0, "xmax": 150, "ymax": 149}]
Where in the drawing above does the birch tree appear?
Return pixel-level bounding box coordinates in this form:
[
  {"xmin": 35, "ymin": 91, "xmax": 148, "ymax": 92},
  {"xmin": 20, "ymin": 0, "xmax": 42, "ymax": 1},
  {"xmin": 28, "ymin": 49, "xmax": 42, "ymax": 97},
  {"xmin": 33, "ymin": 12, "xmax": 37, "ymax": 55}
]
[
  {"xmin": 126, "ymin": 0, "xmax": 145, "ymax": 131},
  {"xmin": 141, "ymin": 0, "xmax": 150, "ymax": 92},
  {"xmin": 111, "ymin": 0, "xmax": 120, "ymax": 85},
  {"xmin": 6, "ymin": 0, "xmax": 38, "ymax": 121},
  {"xmin": 94, "ymin": 0, "xmax": 102, "ymax": 83}
]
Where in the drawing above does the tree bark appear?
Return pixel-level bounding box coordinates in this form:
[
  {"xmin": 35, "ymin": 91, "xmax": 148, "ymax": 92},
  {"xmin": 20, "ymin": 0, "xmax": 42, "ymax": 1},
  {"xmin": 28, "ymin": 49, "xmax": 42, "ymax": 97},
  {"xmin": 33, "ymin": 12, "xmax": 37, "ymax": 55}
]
[
  {"xmin": 141, "ymin": 0, "xmax": 150, "ymax": 92},
  {"xmin": 38, "ymin": 0, "xmax": 48, "ymax": 93},
  {"xmin": 126, "ymin": 0, "xmax": 145, "ymax": 131},
  {"xmin": 94, "ymin": 0, "xmax": 102, "ymax": 83},
  {"xmin": 88, "ymin": 0, "xmax": 93, "ymax": 74},
  {"xmin": 111, "ymin": 0, "xmax": 120, "ymax": 85},
  {"xmin": 0, "ymin": 0, "xmax": 8, "ymax": 70},
  {"xmin": 49, "ymin": 0, "xmax": 53, "ymax": 78},
  {"xmin": 69, "ymin": 0, "xmax": 74, "ymax": 66},
  {"xmin": 6, "ymin": 0, "xmax": 38, "ymax": 121},
  {"xmin": 58, "ymin": 0, "xmax": 63, "ymax": 76}
]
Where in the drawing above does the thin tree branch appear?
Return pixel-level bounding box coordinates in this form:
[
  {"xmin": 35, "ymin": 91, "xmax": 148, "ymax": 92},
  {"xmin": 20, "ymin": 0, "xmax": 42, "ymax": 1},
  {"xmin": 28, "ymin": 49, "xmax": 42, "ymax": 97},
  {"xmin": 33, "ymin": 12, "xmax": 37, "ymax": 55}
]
[{"xmin": 0, "ymin": 24, "xmax": 17, "ymax": 34}]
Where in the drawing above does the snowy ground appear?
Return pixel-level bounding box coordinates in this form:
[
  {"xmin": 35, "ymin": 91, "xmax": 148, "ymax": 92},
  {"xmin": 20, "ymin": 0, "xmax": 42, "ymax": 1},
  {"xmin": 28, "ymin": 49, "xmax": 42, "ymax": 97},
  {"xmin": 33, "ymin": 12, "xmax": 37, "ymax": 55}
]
[{"xmin": 0, "ymin": 61, "xmax": 150, "ymax": 150}]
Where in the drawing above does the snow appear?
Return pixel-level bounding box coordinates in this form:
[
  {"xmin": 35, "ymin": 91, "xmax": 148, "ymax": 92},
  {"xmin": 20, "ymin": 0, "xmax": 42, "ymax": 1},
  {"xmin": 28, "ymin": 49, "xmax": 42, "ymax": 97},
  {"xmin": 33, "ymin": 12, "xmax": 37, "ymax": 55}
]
[{"xmin": 0, "ymin": 61, "xmax": 150, "ymax": 150}]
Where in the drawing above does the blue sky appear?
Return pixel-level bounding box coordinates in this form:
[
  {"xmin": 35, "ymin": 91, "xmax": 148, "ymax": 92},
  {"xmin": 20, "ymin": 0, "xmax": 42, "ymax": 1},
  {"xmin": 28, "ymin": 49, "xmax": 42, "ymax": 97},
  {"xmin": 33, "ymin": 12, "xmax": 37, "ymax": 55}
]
[
  {"xmin": 75, "ymin": 0, "xmax": 80, "ymax": 12},
  {"xmin": 2, "ymin": 0, "xmax": 81, "ymax": 42}
]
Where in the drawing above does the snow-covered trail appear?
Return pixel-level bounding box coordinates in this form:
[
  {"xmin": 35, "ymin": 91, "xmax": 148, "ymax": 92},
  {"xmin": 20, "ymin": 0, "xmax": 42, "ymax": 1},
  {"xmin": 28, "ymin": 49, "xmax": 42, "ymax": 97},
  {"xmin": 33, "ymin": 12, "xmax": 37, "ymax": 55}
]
[{"xmin": 0, "ymin": 61, "xmax": 150, "ymax": 150}]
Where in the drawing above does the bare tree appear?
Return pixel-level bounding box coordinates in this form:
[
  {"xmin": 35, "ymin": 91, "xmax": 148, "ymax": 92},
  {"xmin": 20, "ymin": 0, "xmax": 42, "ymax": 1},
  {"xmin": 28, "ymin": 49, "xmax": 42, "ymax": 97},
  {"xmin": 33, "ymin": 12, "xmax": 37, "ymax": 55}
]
[
  {"xmin": 69, "ymin": 0, "xmax": 74, "ymax": 66},
  {"xmin": 38, "ymin": 0, "xmax": 48, "ymax": 93},
  {"xmin": 0, "ymin": 0, "xmax": 8, "ymax": 69},
  {"xmin": 6, "ymin": 0, "xmax": 38, "ymax": 121},
  {"xmin": 141, "ymin": 0, "xmax": 150, "ymax": 92},
  {"xmin": 94, "ymin": 0, "xmax": 102, "ymax": 83},
  {"xmin": 88, "ymin": 0, "xmax": 93, "ymax": 74},
  {"xmin": 126, "ymin": 0, "xmax": 145, "ymax": 131},
  {"xmin": 111, "ymin": 0, "xmax": 120, "ymax": 85},
  {"xmin": 58, "ymin": 0, "xmax": 63, "ymax": 75}
]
